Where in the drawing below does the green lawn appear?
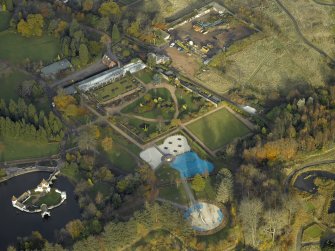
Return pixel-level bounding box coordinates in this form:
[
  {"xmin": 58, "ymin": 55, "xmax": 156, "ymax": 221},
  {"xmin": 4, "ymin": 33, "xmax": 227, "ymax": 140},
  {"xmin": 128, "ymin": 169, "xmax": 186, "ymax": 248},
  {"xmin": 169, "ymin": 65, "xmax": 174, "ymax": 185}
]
[
  {"xmin": 0, "ymin": 11, "xmax": 11, "ymax": 31},
  {"xmin": 35, "ymin": 189, "xmax": 62, "ymax": 206},
  {"xmin": 155, "ymin": 165, "xmax": 189, "ymax": 205},
  {"xmin": 302, "ymin": 224, "xmax": 324, "ymax": 242},
  {"xmin": 134, "ymin": 68, "xmax": 154, "ymax": 84},
  {"xmin": 0, "ymin": 138, "xmax": 59, "ymax": 161},
  {"xmin": 104, "ymin": 144, "xmax": 138, "ymax": 173},
  {"xmin": 191, "ymin": 176, "xmax": 217, "ymax": 201},
  {"xmin": 26, "ymin": 189, "xmax": 62, "ymax": 207},
  {"xmin": 186, "ymin": 108, "xmax": 251, "ymax": 150},
  {"xmin": 0, "ymin": 70, "xmax": 30, "ymax": 101},
  {"xmin": 0, "ymin": 31, "xmax": 60, "ymax": 63},
  {"xmin": 93, "ymin": 77, "xmax": 139, "ymax": 102}
]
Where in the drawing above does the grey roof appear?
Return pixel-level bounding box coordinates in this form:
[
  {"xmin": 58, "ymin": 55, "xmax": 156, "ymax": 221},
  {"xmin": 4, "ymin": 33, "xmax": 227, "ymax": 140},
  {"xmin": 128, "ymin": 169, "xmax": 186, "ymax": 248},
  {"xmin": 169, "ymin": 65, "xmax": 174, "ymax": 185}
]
[{"xmin": 41, "ymin": 59, "xmax": 72, "ymax": 77}]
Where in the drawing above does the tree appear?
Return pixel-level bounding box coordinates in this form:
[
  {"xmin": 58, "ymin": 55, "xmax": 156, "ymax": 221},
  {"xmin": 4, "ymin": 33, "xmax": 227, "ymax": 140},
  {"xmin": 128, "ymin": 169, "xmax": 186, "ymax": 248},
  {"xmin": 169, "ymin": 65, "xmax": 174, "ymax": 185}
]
[
  {"xmin": 78, "ymin": 130, "xmax": 97, "ymax": 151},
  {"xmin": 147, "ymin": 54, "xmax": 156, "ymax": 68},
  {"xmin": 65, "ymin": 219, "xmax": 84, "ymax": 239},
  {"xmin": 95, "ymin": 166, "xmax": 114, "ymax": 182},
  {"xmin": 79, "ymin": 44, "xmax": 90, "ymax": 66},
  {"xmin": 216, "ymin": 178, "xmax": 233, "ymax": 204},
  {"xmin": 170, "ymin": 118, "xmax": 181, "ymax": 127},
  {"xmin": 153, "ymin": 74, "xmax": 161, "ymax": 85},
  {"xmin": 262, "ymin": 209, "xmax": 287, "ymax": 243},
  {"xmin": 127, "ymin": 21, "xmax": 140, "ymax": 37},
  {"xmin": 100, "ymin": 34, "xmax": 110, "ymax": 45},
  {"xmin": 191, "ymin": 174, "xmax": 206, "ymax": 192},
  {"xmin": 239, "ymin": 198, "xmax": 263, "ymax": 247},
  {"xmin": 82, "ymin": 0, "xmax": 94, "ymax": 11},
  {"xmin": 101, "ymin": 137, "xmax": 113, "ymax": 151},
  {"xmin": 5, "ymin": 0, "xmax": 13, "ymax": 11},
  {"xmin": 97, "ymin": 17, "xmax": 110, "ymax": 32},
  {"xmin": 17, "ymin": 14, "xmax": 44, "ymax": 37},
  {"xmin": 112, "ymin": 24, "xmax": 120, "ymax": 42},
  {"xmin": 98, "ymin": 0, "xmax": 121, "ymax": 23}
]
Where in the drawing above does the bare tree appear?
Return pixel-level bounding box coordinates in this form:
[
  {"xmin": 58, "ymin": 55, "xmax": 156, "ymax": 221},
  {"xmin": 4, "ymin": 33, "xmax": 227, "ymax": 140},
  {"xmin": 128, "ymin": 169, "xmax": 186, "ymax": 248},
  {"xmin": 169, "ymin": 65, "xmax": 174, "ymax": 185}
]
[
  {"xmin": 78, "ymin": 129, "xmax": 97, "ymax": 151},
  {"xmin": 262, "ymin": 209, "xmax": 288, "ymax": 243},
  {"xmin": 239, "ymin": 198, "xmax": 263, "ymax": 247}
]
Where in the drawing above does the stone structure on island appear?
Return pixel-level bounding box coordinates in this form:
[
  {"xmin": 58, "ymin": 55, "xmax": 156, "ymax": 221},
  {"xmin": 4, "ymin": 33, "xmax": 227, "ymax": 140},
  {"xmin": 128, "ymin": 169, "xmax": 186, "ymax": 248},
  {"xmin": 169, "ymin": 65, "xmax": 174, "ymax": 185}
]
[{"xmin": 11, "ymin": 172, "xmax": 66, "ymax": 218}]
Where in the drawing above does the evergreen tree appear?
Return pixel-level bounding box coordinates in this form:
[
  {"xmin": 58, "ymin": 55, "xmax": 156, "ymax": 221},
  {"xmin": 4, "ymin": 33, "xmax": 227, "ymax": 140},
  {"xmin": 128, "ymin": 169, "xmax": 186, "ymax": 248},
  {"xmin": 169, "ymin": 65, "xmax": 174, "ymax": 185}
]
[{"xmin": 112, "ymin": 24, "xmax": 120, "ymax": 42}]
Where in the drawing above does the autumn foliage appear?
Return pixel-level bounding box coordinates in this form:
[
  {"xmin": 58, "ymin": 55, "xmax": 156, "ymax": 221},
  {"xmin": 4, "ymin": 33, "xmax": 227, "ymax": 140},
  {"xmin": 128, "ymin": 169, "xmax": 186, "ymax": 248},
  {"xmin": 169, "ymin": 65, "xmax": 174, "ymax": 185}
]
[
  {"xmin": 17, "ymin": 14, "xmax": 44, "ymax": 37},
  {"xmin": 244, "ymin": 138, "xmax": 298, "ymax": 163},
  {"xmin": 53, "ymin": 95, "xmax": 86, "ymax": 117}
]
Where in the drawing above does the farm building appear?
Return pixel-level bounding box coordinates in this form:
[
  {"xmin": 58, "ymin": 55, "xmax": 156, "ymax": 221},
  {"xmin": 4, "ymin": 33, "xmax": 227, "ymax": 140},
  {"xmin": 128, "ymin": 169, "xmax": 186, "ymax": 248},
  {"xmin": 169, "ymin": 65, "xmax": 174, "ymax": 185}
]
[{"xmin": 40, "ymin": 59, "xmax": 72, "ymax": 79}]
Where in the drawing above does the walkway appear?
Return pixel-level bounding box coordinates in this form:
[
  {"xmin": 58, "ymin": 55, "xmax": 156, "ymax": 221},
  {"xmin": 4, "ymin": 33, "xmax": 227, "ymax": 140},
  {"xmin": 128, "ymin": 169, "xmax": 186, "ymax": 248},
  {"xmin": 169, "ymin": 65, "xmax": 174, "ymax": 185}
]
[
  {"xmin": 312, "ymin": 0, "xmax": 335, "ymax": 6},
  {"xmin": 156, "ymin": 197, "xmax": 188, "ymax": 210},
  {"xmin": 83, "ymin": 102, "xmax": 145, "ymax": 150}
]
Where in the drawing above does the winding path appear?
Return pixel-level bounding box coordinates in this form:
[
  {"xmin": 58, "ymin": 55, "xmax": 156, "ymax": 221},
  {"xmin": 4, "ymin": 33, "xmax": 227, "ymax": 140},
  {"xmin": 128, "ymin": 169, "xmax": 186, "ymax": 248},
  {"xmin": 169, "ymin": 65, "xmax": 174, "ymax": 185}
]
[
  {"xmin": 284, "ymin": 159, "xmax": 335, "ymax": 192},
  {"xmin": 274, "ymin": 0, "xmax": 335, "ymax": 64},
  {"xmin": 312, "ymin": 0, "xmax": 335, "ymax": 6}
]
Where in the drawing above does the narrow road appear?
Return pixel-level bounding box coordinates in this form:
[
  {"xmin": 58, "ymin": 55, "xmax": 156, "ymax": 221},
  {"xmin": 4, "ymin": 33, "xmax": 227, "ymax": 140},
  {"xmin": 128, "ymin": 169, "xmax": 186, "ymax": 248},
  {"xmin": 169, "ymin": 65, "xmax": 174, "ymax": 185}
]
[
  {"xmin": 274, "ymin": 0, "xmax": 335, "ymax": 64},
  {"xmin": 50, "ymin": 61, "xmax": 108, "ymax": 89}
]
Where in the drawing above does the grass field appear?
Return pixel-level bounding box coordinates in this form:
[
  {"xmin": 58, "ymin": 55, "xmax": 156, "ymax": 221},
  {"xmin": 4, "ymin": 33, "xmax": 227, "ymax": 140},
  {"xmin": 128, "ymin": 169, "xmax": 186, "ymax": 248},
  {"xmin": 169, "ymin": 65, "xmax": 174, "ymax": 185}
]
[
  {"xmin": 156, "ymin": 165, "xmax": 189, "ymax": 205},
  {"xmin": 134, "ymin": 68, "xmax": 154, "ymax": 84},
  {"xmin": 186, "ymin": 108, "xmax": 250, "ymax": 150},
  {"xmin": 191, "ymin": 176, "xmax": 216, "ymax": 201},
  {"xmin": 302, "ymin": 224, "xmax": 324, "ymax": 242},
  {"xmin": 0, "ymin": 70, "xmax": 30, "ymax": 101},
  {"xmin": 0, "ymin": 31, "xmax": 60, "ymax": 64},
  {"xmin": 205, "ymin": 0, "xmax": 335, "ymax": 98},
  {"xmin": 104, "ymin": 144, "xmax": 138, "ymax": 173},
  {"xmin": 35, "ymin": 189, "xmax": 62, "ymax": 206},
  {"xmin": 0, "ymin": 138, "xmax": 59, "ymax": 161},
  {"xmin": 93, "ymin": 77, "xmax": 139, "ymax": 102},
  {"xmin": 0, "ymin": 12, "xmax": 11, "ymax": 31}
]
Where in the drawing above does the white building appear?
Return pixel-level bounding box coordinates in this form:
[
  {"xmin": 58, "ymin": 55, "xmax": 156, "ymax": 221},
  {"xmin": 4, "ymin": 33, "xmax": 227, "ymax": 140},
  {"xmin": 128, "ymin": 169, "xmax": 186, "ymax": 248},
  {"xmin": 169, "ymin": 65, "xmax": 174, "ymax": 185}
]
[
  {"xmin": 34, "ymin": 179, "xmax": 50, "ymax": 193},
  {"xmin": 148, "ymin": 53, "xmax": 170, "ymax": 65},
  {"xmin": 76, "ymin": 59, "xmax": 146, "ymax": 92}
]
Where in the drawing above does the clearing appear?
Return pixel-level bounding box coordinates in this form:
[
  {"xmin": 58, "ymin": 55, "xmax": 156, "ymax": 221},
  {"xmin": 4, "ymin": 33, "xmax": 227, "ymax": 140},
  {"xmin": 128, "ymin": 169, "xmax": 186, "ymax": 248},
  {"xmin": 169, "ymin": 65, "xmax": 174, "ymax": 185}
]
[
  {"xmin": 166, "ymin": 47, "xmax": 201, "ymax": 77},
  {"xmin": 0, "ymin": 69, "xmax": 30, "ymax": 101},
  {"xmin": 0, "ymin": 31, "xmax": 60, "ymax": 64},
  {"xmin": 0, "ymin": 138, "xmax": 59, "ymax": 161}
]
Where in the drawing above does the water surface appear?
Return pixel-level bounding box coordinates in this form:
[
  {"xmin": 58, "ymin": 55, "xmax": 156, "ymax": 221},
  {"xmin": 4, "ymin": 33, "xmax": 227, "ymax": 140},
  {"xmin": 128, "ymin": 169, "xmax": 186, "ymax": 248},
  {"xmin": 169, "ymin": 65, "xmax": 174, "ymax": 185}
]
[{"xmin": 0, "ymin": 172, "xmax": 81, "ymax": 250}]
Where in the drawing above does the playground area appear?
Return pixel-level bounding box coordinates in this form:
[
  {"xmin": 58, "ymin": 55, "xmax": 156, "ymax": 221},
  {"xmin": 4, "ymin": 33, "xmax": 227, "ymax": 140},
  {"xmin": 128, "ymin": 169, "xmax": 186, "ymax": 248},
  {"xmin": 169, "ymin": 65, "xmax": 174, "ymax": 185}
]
[
  {"xmin": 184, "ymin": 202, "xmax": 225, "ymax": 232},
  {"xmin": 140, "ymin": 134, "xmax": 227, "ymax": 235},
  {"xmin": 171, "ymin": 151, "xmax": 214, "ymax": 178}
]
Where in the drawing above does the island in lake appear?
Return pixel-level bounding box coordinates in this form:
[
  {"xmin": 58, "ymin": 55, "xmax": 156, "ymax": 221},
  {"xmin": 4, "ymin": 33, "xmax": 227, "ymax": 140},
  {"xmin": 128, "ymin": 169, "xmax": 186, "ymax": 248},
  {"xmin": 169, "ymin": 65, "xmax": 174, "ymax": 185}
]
[{"xmin": 11, "ymin": 172, "xmax": 66, "ymax": 218}]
